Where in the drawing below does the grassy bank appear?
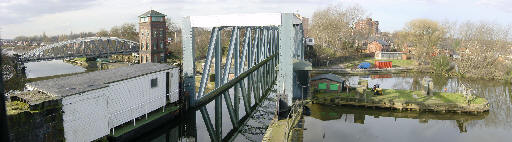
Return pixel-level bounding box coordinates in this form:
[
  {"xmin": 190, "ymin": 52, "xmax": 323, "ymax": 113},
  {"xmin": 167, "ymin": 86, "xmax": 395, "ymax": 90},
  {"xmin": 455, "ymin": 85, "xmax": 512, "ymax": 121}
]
[
  {"xmin": 6, "ymin": 101, "xmax": 30, "ymax": 115},
  {"xmin": 343, "ymin": 57, "xmax": 417, "ymax": 68},
  {"xmin": 312, "ymin": 89, "xmax": 489, "ymax": 112}
]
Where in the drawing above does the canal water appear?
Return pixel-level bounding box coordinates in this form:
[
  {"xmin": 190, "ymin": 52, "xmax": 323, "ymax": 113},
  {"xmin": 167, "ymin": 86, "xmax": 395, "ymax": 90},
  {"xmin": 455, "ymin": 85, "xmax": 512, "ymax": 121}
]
[
  {"xmin": 136, "ymin": 90, "xmax": 278, "ymax": 142},
  {"xmin": 304, "ymin": 73, "xmax": 512, "ymax": 142},
  {"xmin": 24, "ymin": 60, "xmax": 86, "ymax": 78}
]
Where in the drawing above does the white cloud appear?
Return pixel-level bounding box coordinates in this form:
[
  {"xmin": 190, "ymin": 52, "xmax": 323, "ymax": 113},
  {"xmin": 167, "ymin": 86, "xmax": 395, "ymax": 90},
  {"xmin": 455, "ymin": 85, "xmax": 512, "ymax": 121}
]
[{"xmin": 1, "ymin": 0, "xmax": 511, "ymax": 39}]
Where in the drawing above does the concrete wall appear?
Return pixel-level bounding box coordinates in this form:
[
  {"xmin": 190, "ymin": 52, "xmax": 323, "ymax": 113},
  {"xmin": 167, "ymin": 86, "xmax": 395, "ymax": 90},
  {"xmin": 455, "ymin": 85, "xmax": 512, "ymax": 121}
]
[
  {"xmin": 61, "ymin": 68, "xmax": 179, "ymax": 142},
  {"xmin": 168, "ymin": 68, "xmax": 180, "ymax": 103},
  {"xmin": 375, "ymin": 52, "xmax": 404, "ymax": 60}
]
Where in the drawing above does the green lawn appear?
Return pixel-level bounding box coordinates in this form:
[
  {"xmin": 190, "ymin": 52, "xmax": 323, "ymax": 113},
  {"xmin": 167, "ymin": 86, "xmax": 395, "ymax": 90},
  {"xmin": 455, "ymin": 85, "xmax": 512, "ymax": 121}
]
[
  {"xmin": 314, "ymin": 88, "xmax": 487, "ymax": 105},
  {"xmin": 344, "ymin": 57, "xmax": 417, "ymax": 68},
  {"xmin": 6, "ymin": 101, "xmax": 30, "ymax": 115}
]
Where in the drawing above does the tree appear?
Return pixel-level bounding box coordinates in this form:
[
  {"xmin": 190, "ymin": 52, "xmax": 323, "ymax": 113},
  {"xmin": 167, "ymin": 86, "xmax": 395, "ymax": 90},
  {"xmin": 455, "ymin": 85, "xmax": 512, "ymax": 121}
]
[
  {"xmin": 454, "ymin": 22, "xmax": 512, "ymax": 79},
  {"xmin": 309, "ymin": 5, "xmax": 367, "ymax": 66},
  {"xmin": 96, "ymin": 29, "xmax": 109, "ymax": 37},
  {"xmin": 167, "ymin": 20, "xmax": 182, "ymax": 59},
  {"xmin": 119, "ymin": 23, "xmax": 138, "ymax": 41},
  {"xmin": 397, "ymin": 19, "xmax": 446, "ymax": 64},
  {"xmin": 109, "ymin": 26, "xmax": 122, "ymax": 38}
]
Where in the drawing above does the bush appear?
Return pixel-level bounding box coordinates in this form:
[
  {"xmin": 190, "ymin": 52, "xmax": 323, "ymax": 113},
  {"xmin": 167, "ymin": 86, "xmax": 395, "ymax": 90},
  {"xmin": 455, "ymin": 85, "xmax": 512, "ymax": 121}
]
[{"xmin": 431, "ymin": 55, "xmax": 451, "ymax": 75}]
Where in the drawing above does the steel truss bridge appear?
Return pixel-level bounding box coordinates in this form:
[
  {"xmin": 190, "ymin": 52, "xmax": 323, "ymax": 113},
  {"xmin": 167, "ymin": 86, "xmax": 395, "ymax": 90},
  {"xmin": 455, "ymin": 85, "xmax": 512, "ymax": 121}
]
[
  {"xmin": 181, "ymin": 13, "xmax": 308, "ymax": 142},
  {"xmin": 20, "ymin": 37, "xmax": 139, "ymax": 62}
]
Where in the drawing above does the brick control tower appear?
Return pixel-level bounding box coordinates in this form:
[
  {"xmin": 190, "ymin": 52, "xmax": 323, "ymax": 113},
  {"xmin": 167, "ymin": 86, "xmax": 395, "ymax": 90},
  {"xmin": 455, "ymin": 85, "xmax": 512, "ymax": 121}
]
[{"xmin": 138, "ymin": 10, "xmax": 167, "ymax": 63}]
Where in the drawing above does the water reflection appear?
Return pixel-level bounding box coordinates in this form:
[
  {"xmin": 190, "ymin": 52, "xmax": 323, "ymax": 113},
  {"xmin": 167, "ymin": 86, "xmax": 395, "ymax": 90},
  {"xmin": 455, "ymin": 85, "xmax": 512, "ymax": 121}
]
[
  {"xmin": 140, "ymin": 89, "xmax": 278, "ymax": 142},
  {"xmin": 24, "ymin": 60, "xmax": 86, "ymax": 78},
  {"xmin": 305, "ymin": 73, "xmax": 512, "ymax": 142}
]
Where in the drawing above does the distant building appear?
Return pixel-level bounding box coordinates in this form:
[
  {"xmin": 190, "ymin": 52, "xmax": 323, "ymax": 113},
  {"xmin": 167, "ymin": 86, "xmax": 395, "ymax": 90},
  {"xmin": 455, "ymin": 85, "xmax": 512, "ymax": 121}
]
[
  {"xmin": 355, "ymin": 18, "xmax": 379, "ymax": 34},
  {"xmin": 310, "ymin": 73, "xmax": 345, "ymax": 93},
  {"xmin": 139, "ymin": 10, "xmax": 167, "ymax": 63},
  {"xmin": 375, "ymin": 52, "xmax": 406, "ymax": 60},
  {"xmin": 301, "ymin": 17, "xmax": 310, "ymax": 37},
  {"xmin": 365, "ymin": 40, "xmax": 390, "ymax": 53}
]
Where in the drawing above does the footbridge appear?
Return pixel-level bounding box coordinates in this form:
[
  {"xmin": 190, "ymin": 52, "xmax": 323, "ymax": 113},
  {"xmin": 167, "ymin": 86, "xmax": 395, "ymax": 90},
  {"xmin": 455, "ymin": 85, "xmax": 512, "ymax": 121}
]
[
  {"xmin": 179, "ymin": 13, "xmax": 310, "ymax": 141},
  {"xmin": 20, "ymin": 37, "xmax": 139, "ymax": 62}
]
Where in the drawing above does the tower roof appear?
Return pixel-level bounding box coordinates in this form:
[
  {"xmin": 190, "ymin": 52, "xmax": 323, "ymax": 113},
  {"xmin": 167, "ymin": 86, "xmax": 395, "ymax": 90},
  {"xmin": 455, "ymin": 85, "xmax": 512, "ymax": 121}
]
[{"xmin": 139, "ymin": 10, "xmax": 166, "ymax": 17}]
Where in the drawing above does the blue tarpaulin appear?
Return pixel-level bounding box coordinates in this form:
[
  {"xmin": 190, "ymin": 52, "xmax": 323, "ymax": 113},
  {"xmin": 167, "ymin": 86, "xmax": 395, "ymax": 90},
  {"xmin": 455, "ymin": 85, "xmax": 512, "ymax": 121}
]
[{"xmin": 358, "ymin": 62, "xmax": 371, "ymax": 69}]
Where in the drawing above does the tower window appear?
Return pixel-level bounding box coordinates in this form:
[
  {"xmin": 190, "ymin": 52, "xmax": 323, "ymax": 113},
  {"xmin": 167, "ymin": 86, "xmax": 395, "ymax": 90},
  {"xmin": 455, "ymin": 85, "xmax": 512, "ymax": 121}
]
[{"xmin": 152, "ymin": 16, "xmax": 163, "ymax": 21}]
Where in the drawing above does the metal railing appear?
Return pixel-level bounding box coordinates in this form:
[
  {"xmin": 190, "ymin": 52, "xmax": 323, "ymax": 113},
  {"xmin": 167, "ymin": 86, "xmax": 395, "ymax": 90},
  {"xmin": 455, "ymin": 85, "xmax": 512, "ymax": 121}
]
[
  {"xmin": 189, "ymin": 26, "xmax": 279, "ymax": 142},
  {"xmin": 181, "ymin": 13, "xmax": 305, "ymax": 142}
]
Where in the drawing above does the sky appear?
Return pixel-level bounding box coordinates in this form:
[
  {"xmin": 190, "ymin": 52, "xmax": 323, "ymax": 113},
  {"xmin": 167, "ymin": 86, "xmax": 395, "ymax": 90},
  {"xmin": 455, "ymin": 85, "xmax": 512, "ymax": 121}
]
[{"xmin": 0, "ymin": 0, "xmax": 511, "ymax": 39}]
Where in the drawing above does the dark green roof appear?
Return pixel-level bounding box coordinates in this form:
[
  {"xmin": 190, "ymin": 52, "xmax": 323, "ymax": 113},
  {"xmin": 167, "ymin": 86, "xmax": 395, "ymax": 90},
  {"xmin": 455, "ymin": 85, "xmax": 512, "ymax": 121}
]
[{"xmin": 139, "ymin": 10, "xmax": 166, "ymax": 17}]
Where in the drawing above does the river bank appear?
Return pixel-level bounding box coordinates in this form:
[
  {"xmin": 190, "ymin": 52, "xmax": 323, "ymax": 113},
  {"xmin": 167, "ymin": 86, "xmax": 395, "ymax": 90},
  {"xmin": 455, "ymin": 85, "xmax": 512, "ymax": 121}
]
[
  {"xmin": 311, "ymin": 89, "xmax": 489, "ymax": 113},
  {"xmin": 316, "ymin": 57, "xmax": 512, "ymax": 82}
]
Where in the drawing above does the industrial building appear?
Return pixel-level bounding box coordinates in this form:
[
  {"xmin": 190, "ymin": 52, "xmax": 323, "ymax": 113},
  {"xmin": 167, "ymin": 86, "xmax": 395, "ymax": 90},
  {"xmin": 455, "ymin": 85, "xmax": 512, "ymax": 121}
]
[{"xmin": 26, "ymin": 63, "xmax": 179, "ymax": 141}]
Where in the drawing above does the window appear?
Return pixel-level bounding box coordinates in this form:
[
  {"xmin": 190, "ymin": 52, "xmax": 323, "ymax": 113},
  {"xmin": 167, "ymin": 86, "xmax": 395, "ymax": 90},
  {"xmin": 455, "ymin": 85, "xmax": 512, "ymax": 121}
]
[
  {"xmin": 140, "ymin": 17, "xmax": 148, "ymax": 22},
  {"xmin": 152, "ymin": 16, "xmax": 163, "ymax": 21},
  {"xmin": 318, "ymin": 83, "xmax": 327, "ymax": 90},
  {"xmin": 329, "ymin": 84, "xmax": 339, "ymax": 91},
  {"xmin": 151, "ymin": 78, "xmax": 158, "ymax": 88},
  {"xmin": 160, "ymin": 42, "xmax": 164, "ymax": 49}
]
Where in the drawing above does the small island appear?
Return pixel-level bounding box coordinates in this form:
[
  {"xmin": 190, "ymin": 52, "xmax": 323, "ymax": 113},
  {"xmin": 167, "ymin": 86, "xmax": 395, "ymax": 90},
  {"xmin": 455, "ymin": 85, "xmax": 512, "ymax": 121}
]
[
  {"xmin": 310, "ymin": 74, "xmax": 490, "ymax": 113},
  {"xmin": 312, "ymin": 89, "xmax": 489, "ymax": 113}
]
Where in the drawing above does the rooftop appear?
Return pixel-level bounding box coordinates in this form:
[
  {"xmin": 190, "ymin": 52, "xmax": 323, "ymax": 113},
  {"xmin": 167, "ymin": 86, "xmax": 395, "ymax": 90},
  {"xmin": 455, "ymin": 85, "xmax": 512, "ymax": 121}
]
[
  {"xmin": 311, "ymin": 73, "xmax": 345, "ymax": 83},
  {"xmin": 27, "ymin": 63, "xmax": 175, "ymax": 98},
  {"xmin": 139, "ymin": 10, "xmax": 166, "ymax": 17}
]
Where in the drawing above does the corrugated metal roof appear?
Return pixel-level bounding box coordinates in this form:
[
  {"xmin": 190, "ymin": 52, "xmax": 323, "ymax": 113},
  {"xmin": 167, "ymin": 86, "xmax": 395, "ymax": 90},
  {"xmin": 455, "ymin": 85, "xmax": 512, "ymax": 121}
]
[
  {"xmin": 139, "ymin": 10, "xmax": 166, "ymax": 17},
  {"xmin": 27, "ymin": 63, "xmax": 176, "ymax": 97},
  {"xmin": 311, "ymin": 73, "xmax": 344, "ymax": 83}
]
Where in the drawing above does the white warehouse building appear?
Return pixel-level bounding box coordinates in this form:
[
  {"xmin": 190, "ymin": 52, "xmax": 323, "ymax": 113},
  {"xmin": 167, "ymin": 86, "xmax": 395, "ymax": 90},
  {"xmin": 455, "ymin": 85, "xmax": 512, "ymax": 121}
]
[{"xmin": 27, "ymin": 63, "xmax": 179, "ymax": 142}]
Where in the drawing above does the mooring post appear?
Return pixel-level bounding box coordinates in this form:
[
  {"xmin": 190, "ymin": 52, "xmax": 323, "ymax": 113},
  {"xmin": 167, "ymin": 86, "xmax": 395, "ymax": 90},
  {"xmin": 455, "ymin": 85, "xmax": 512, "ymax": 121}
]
[{"xmin": 182, "ymin": 16, "xmax": 196, "ymax": 110}]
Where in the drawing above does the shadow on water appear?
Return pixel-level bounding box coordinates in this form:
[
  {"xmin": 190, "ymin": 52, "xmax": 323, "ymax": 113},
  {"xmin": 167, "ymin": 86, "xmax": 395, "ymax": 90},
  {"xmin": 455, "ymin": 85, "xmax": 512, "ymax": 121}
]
[{"xmin": 133, "ymin": 88, "xmax": 278, "ymax": 142}]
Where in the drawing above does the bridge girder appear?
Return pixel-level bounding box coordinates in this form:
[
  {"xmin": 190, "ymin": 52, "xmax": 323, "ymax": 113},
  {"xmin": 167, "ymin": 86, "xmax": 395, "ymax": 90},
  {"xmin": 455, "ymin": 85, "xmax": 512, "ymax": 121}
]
[{"xmin": 21, "ymin": 37, "xmax": 139, "ymax": 62}]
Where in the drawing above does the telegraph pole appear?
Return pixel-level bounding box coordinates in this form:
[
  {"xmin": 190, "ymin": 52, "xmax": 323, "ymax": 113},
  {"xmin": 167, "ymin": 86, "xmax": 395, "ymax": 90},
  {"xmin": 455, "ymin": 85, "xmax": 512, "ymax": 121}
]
[{"xmin": 0, "ymin": 27, "xmax": 10, "ymax": 142}]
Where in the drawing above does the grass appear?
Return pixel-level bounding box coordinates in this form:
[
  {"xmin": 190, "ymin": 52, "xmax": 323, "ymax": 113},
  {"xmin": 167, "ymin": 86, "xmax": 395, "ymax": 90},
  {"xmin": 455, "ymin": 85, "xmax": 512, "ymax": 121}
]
[
  {"xmin": 6, "ymin": 101, "xmax": 30, "ymax": 115},
  {"xmin": 343, "ymin": 57, "xmax": 417, "ymax": 68},
  {"xmin": 74, "ymin": 57, "xmax": 87, "ymax": 62},
  {"xmin": 314, "ymin": 88, "xmax": 487, "ymax": 105},
  {"xmin": 195, "ymin": 75, "xmax": 215, "ymax": 94}
]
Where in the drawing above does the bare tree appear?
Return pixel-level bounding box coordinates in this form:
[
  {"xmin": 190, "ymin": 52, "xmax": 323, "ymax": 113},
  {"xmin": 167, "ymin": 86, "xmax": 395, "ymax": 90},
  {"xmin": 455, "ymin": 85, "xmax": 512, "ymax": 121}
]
[
  {"xmin": 395, "ymin": 19, "xmax": 446, "ymax": 65},
  {"xmin": 309, "ymin": 5, "xmax": 367, "ymax": 65},
  {"xmin": 454, "ymin": 22, "xmax": 512, "ymax": 80}
]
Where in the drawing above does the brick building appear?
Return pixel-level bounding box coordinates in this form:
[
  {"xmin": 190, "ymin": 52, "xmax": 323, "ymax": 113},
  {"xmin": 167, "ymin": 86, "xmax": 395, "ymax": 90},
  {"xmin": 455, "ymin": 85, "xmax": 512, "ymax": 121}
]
[
  {"xmin": 139, "ymin": 10, "xmax": 167, "ymax": 63},
  {"xmin": 301, "ymin": 17, "xmax": 309, "ymax": 37},
  {"xmin": 355, "ymin": 18, "xmax": 379, "ymax": 34},
  {"xmin": 365, "ymin": 40, "xmax": 390, "ymax": 53}
]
